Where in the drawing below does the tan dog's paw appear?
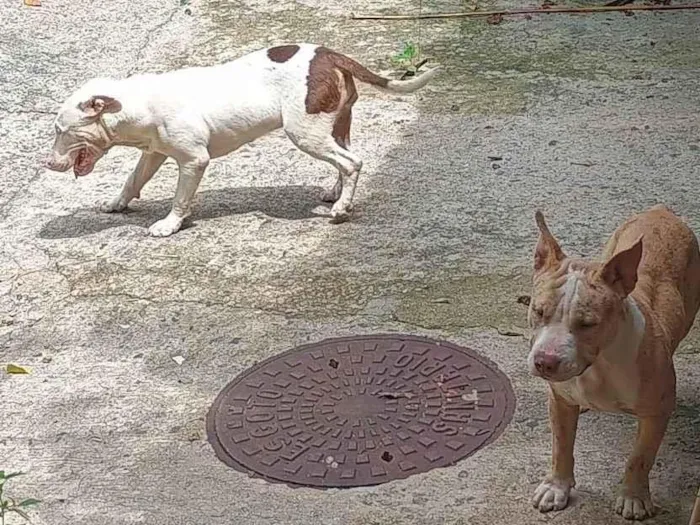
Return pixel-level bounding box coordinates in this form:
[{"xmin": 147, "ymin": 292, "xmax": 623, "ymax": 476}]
[
  {"xmin": 615, "ymin": 490, "xmax": 655, "ymax": 521},
  {"xmin": 148, "ymin": 214, "xmax": 184, "ymax": 237},
  {"xmin": 99, "ymin": 198, "xmax": 128, "ymax": 213},
  {"xmin": 329, "ymin": 203, "xmax": 353, "ymax": 224},
  {"xmin": 532, "ymin": 478, "xmax": 573, "ymax": 512}
]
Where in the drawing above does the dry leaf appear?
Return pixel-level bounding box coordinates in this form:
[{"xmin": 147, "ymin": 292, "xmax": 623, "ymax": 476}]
[
  {"xmin": 486, "ymin": 14, "xmax": 503, "ymax": 25},
  {"xmin": 7, "ymin": 364, "xmax": 30, "ymax": 374},
  {"xmin": 24, "ymin": 0, "xmax": 42, "ymax": 6}
]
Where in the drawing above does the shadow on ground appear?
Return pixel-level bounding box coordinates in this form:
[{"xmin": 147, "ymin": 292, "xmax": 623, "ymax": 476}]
[{"xmin": 38, "ymin": 185, "xmax": 326, "ymax": 239}]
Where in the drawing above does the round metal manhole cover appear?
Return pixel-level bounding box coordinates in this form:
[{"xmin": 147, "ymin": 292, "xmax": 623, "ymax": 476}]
[{"xmin": 207, "ymin": 335, "xmax": 516, "ymax": 488}]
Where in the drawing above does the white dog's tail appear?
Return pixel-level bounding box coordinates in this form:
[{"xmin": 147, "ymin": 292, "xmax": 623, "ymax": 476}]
[
  {"xmin": 382, "ymin": 67, "xmax": 443, "ymax": 94},
  {"xmin": 328, "ymin": 49, "xmax": 441, "ymax": 94}
]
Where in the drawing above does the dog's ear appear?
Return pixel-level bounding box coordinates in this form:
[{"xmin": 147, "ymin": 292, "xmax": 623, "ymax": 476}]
[
  {"xmin": 600, "ymin": 236, "xmax": 643, "ymax": 296},
  {"xmin": 79, "ymin": 96, "xmax": 122, "ymax": 117},
  {"xmin": 534, "ymin": 211, "xmax": 566, "ymax": 273}
]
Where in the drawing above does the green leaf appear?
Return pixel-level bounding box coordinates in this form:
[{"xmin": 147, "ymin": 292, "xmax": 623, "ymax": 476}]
[
  {"xmin": 17, "ymin": 500, "xmax": 40, "ymax": 508},
  {"xmin": 0, "ymin": 472, "xmax": 4, "ymax": 479},
  {"xmin": 2, "ymin": 474, "xmax": 23, "ymax": 481}
]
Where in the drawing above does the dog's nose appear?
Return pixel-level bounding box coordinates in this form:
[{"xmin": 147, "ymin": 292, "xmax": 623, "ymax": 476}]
[
  {"xmin": 44, "ymin": 156, "xmax": 58, "ymax": 170},
  {"xmin": 534, "ymin": 353, "xmax": 561, "ymax": 376}
]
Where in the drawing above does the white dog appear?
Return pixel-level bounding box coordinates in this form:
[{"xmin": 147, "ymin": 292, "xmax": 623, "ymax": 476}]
[{"xmin": 46, "ymin": 43, "xmax": 440, "ymax": 236}]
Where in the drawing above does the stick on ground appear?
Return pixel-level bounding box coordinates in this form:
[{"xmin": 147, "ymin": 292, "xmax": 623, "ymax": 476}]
[{"xmin": 351, "ymin": 4, "xmax": 700, "ymax": 20}]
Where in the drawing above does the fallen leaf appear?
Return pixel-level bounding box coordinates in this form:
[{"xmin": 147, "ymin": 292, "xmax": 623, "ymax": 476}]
[
  {"xmin": 172, "ymin": 355, "xmax": 185, "ymax": 366},
  {"xmin": 517, "ymin": 295, "xmax": 531, "ymax": 306},
  {"xmin": 486, "ymin": 14, "xmax": 503, "ymax": 24},
  {"xmin": 496, "ymin": 328, "xmax": 524, "ymax": 337},
  {"xmin": 377, "ymin": 391, "xmax": 415, "ymax": 399},
  {"xmin": 7, "ymin": 364, "xmax": 30, "ymax": 374},
  {"xmin": 24, "ymin": 0, "xmax": 41, "ymax": 6}
]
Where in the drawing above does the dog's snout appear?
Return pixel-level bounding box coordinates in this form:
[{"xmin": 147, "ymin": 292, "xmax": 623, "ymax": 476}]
[
  {"xmin": 45, "ymin": 153, "xmax": 70, "ymax": 172},
  {"xmin": 534, "ymin": 352, "xmax": 561, "ymax": 376}
]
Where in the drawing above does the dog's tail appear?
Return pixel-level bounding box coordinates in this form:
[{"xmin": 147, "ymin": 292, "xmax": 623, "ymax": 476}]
[{"xmin": 329, "ymin": 50, "xmax": 441, "ymax": 94}]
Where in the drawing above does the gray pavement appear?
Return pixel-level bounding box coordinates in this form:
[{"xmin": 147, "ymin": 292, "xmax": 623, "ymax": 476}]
[{"xmin": 1, "ymin": 0, "xmax": 699, "ymax": 523}]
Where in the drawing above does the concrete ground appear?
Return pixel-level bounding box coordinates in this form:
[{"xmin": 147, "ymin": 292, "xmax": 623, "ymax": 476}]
[{"xmin": 1, "ymin": 0, "xmax": 699, "ymax": 523}]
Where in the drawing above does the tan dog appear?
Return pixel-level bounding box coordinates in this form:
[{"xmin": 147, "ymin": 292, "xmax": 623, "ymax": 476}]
[{"xmin": 527, "ymin": 205, "xmax": 700, "ymax": 520}]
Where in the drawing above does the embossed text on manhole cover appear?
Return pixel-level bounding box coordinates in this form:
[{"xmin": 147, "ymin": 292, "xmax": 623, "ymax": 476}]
[{"xmin": 207, "ymin": 335, "xmax": 515, "ymax": 487}]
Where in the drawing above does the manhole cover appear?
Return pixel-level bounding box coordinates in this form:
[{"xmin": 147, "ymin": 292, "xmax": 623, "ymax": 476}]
[{"xmin": 207, "ymin": 335, "xmax": 515, "ymax": 488}]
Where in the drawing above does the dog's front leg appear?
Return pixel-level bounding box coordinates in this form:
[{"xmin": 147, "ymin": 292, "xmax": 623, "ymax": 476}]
[
  {"xmin": 148, "ymin": 154, "xmax": 209, "ymax": 237},
  {"xmin": 533, "ymin": 388, "xmax": 580, "ymax": 513},
  {"xmin": 615, "ymin": 414, "xmax": 670, "ymax": 520},
  {"xmin": 101, "ymin": 152, "xmax": 167, "ymax": 213}
]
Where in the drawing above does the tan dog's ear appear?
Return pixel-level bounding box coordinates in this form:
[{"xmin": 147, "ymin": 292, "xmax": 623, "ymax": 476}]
[
  {"xmin": 79, "ymin": 96, "xmax": 122, "ymax": 117},
  {"xmin": 600, "ymin": 236, "xmax": 643, "ymax": 296},
  {"xmin": 534, "ymin": 211, "xmax": 566, "ymax": 273}
]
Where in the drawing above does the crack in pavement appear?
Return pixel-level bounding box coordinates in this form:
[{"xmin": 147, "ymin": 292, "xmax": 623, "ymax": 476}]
[
  {"xmin": 0, "ymin": 107, "xmax": 56, "ymax": 116},
  {"xmin": 128, "ymin": 6, "xmax": 181, "ymax": 77},
  {"xmin": 0, "ymin": 167, "xmax": 47, "ymax": 220}
]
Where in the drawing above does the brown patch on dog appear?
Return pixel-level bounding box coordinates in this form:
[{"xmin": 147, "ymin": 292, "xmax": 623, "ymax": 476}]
[
  {"xmin": 306, "ymin": 47, "xmax": 388, "ymax": 115},
  {"xmin": 267, "ymin": 45, "xmax": 300, "ymax": 63},
  {"xmin": 332, "ymin": 71, "xmax": 357, "ymax": 148}
]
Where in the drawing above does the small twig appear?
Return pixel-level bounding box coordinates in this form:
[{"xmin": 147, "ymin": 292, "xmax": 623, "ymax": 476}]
[
  {"xmin": 494, "ymin": 327, "xmax": 525, "ymax": 337},
  {"xmin": 351, "ymin": 4, "xmax": 700, "ymax": 20},
  {"xmin": 415, "ymin": 58, "xmax": 429, "ymax": 70},
  {"xmin": 570, "ymin": 161, "xmax": 596, "ymax": 167},
  {"xmin": 399, "ymin": 59, "xmax": 429, "ymax": 79}
]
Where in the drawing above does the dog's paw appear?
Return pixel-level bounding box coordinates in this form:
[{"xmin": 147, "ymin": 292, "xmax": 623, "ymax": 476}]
[
  {"xmin": 532, "ymin": 478, "xmax": 573, "ymax": 513},
  {"xmin": 148, "ymin": 214, "xmax": 183, "ymax": 237},
  {"xmin": 329, "ymin": 208, "xmax": 351, "ymax": 224},
  {"xmin": 329, "ymin": 201, "xmax": 354, "ymax": 224},
  {"xmin": 99, "ymin": 198, "xmax": 128, "ymax": 213},
  {"xmin": 615, "ymin": 490, "xmax": 655, "ymax": 521}
]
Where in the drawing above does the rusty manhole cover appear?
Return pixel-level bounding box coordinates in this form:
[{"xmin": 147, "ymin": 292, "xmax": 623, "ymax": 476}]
[{"xmin": 207, "ymin": 335, "xmax": 515, "ymax": 487}]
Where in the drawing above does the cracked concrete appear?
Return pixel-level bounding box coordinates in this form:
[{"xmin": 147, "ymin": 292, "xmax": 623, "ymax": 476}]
[{"xmin": 1, "ymin": 0, "xmax": 699, "ymax": 524}]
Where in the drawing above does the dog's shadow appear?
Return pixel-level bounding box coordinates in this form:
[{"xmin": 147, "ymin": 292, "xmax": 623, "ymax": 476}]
[{"xmin": 39, "ymin": 185, "xmax": 326, "ymax": 239}]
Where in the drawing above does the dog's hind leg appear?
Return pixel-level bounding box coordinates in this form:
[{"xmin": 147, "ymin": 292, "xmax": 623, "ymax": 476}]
[
  {"xmin": 287, "ymin": 71, "xmax": 360, "ymax": 219},
  {"xmin": 321, "ymin": 84, "xmax": 356, "ymax": 205},
  {"xmin": 284, "ymin": 111, "xmax": 362, "ymax": 223},
  {"xmin": 101, "ymin": 151, "xmax": 167, "ymax": 213}
]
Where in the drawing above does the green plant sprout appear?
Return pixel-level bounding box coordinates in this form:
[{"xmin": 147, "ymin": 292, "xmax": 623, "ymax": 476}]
[
  {"xmin": 391, "ymin": 42, "xmax": 429, "ymax": 78},
  {"xmin": 391, "ymin": 42, "xmax": 421, "ymax": 69},
  {"xmin": 0, "ymin": 472, "xmax": 40, "ymax": 525}
]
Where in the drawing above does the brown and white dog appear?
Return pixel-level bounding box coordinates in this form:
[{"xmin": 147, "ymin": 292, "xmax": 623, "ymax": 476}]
[
  {"xmin": 528, "ymin": 205, "xmax": 700, "ymax": 520},
  {"xmin": 46, "ymin": 44, "xmax": 440, "ymax": 236}
]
